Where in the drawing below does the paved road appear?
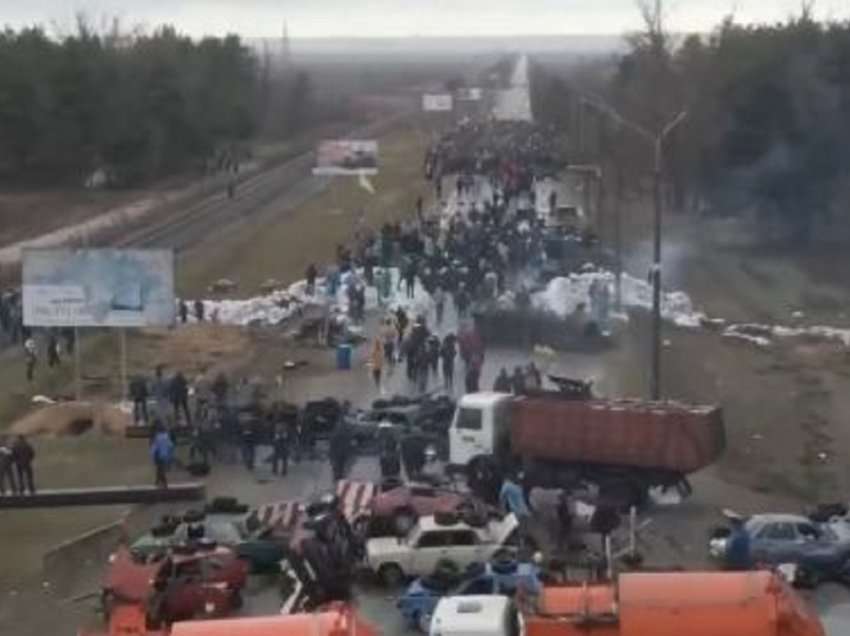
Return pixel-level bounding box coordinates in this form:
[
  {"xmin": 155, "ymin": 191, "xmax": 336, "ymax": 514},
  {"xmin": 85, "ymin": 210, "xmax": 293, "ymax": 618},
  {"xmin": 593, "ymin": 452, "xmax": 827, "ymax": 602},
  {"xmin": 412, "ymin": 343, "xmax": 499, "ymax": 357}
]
[{"xmin": 492, "ymin": 54, "xmax": 533, "ymax": 122}]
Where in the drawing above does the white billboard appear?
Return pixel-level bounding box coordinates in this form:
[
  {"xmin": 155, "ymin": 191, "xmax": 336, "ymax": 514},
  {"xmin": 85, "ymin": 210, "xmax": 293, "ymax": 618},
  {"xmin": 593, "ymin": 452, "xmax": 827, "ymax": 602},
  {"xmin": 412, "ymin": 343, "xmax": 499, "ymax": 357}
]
[
  {"xmin": 23, "ymin": 249, "xmax": 176, "ymax": 327},
  {"xmin": 422, "ymin": 93, "xmax": 454, "ymax": 112},
  {"xmin": 313, "ymin": 140, "xmax": 379, "ymax": 176}
]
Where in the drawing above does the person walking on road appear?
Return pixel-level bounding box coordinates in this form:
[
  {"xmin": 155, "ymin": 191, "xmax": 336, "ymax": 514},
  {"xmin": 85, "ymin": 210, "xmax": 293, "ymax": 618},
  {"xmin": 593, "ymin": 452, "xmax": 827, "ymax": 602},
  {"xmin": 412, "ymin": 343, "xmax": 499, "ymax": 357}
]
[
  {"xmin": 178, "ymin": 300, "xmax": 189, "ymax": 324},
  {"xmin": 152, "ymin": 366, "xmax": 170, "ymax": 425},
  {"xmin": 0, "ymin": 437, "xmax": 17, "ymax": 495},
  {"xmin": 440, "ymin": 333, "xmax": 457, "ymax": 391},
  {"xmin": 271, "ymin": 426, "xmax": 289, "ymax": 476},
  {"xmin": 12, "ymin": 435, "xmax": 35, "ymax": 494},
  {"xmin": 151, "ymin": 426, "xmax": 174, "ymax": 489},
  {"xmin": 194, "ymin": 299, "xmax": 205, "ymax": 322},
  {"xmin": 500, "ymin": 472, "xmax": 531, "ymax": 550},
  {"xmin": 368, "ymin": 337, "xmax": 384, "ymax": 392},
  {"xmin": 329, "ymin": 424, "xmax": 351, "ymax": 482},
  {"xmin": 493, "ymin": 367, "xmax": 511, "ymax": 393},
  {"xmin": 433, "ymin": 286, "xmax": 445, "ymax": 327}
]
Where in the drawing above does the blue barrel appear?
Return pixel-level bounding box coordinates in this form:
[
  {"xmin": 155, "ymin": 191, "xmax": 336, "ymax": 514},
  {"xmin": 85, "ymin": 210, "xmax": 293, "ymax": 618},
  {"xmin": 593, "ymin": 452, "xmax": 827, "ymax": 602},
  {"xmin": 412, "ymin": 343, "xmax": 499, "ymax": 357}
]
[{"xmin": 336, "ymin": 344, "xmax": 352, "ymax": 370}]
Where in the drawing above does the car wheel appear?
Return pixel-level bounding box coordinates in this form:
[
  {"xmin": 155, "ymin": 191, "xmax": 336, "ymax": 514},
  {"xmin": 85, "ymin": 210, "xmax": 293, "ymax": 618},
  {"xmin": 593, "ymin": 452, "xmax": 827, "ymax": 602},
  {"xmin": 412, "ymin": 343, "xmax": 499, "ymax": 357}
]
[
  {"xmin": 394, "ymin": 509, "xmax": 417, "ymax": 535},
  {"xmin": 378, "ymin": 563, "xmax": 405, "ymax": 587},
  {"xmin": 416, "ymin": 610, "xmax": 432, "ymax": 633}
]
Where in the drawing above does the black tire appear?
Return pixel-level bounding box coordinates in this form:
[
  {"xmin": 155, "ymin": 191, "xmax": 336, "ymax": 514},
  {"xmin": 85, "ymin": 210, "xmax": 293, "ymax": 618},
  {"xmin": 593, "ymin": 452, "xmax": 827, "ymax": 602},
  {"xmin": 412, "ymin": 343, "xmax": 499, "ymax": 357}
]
[
  {"xmin": 394, "ymin": 509, "xmax": 418, "ymax": 535},
  {"xmin": 378, "ymin": 563, "xmax": 405, "ymax": 587},
  {"xmin": 183, "ymin": 509, "xmax": 206, "ymax": 524}
]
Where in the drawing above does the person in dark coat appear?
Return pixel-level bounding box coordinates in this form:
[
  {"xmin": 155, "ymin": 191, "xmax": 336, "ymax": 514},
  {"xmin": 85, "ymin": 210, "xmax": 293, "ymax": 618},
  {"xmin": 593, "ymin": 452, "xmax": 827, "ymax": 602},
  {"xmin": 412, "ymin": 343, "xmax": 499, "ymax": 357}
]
[
  {"xmin": 129, "ymin": 375, "xmax": 149, "ymax": 424},
  {"xmin": 377, "ymin": 428, "xmax": 401, "ymax": 479},
  {"xmin": 465, "ymin": 363, "xmax": 481, "ymax": 394},
  {"xmin": 493, "ymin": 368, "xmax": 511, "ymax": 393},
  {"xmin": 400, "ymin": 433, "xmax": 426, "ymax": 481},
  {"xmin": 329, "ymin": 424, "xmax": 351, "ymax": 482},
  {"xmin": 511, "ymin": 366, "xmax": 527, "ymax": 394},
  {"xmin": 12, "ymin": 435, "xmax": 35, "ymax": 494},
  {"xmin": 305, "ymin": 263, "xmax": 318, "ymax": 295},
  {"xmin": 178, "ymin": 300, "xmax": 189, "ymax": 324},
  {"xmin": 440, "ymin": 334, "xmax": 457, "ymax": 390},
  {"xmin": 0, "ymin": 436, "xmax": 18, "ymax": 495},
  {"xmin": 272, "ymin": 426, "xmax": 289, "ymax": 476},
  {"xmin": 47, "ymin": 332, "xmax": 61, "ymax": 368},
  {"xmin": 194, "ymin": 299, "xmax": 205, "ymax": 322},
  {"xmin": 170, "ymin": 372, "xmax": 191, "ymax": 426}
]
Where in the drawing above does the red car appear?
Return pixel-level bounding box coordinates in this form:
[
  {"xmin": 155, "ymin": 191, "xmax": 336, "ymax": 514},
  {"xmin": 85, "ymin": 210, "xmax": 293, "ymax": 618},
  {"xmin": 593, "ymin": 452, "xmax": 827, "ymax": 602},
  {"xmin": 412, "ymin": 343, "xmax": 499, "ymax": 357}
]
[
  {"xmin": 342, "ymin": 480, "xmax": 488, "ymax": 536},
  {"xmin": 102, "ymin": 544, "xmax": 248, "ymax": 626}
]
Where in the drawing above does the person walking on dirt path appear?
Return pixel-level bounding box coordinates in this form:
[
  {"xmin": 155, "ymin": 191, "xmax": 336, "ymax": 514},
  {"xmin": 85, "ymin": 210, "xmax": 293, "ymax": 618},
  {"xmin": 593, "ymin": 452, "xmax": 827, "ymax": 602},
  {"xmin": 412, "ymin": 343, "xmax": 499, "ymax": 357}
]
[
  {"xmin": 47, "ymin": 332, "xmax": 61, "ymax": 368},
  {"xmin": 151, "ymin": 426, "xmax": 174, "ymax": 489},
  {"xmin": 12, "ymin": 435, "xmax": 35, "ymax": 494},
  {"xmin": 194, "ymin": 299, "xmax": 205, "ymax": 322},
  {"xmin": 130, "ymin": 375, "xmax": 149, "ymax": 424},
  {"xmin": 24, "ymin": 337, "xmax": 37, "ymax": 382},
  {"xmin": 0, "ymin": 437, "xmax": 17, "ymax": 495},
  {"xmin": 380, "ymin": 317, "xmax": 397, "ymax": 371},
  {"xmin": 170, "ymin": 371, "xmax": 191, "ymax": 426},
  {"xmin": 440, "ymin": 333, "xmax": 457, "ymax": 391},
  {"xmin": 368, "ymin": 337, "xmax": 384, "ymax": 393},
  {"xmin": 178, "ymin": 300, "xmax": 189, "ymax": 324}
]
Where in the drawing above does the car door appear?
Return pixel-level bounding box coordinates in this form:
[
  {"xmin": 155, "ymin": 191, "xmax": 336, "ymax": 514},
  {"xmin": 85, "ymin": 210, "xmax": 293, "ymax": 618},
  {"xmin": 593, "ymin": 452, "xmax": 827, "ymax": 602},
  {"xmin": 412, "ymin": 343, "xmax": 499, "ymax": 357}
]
[
  {"xmin": 752, "ymin": 522, "xmax": 798, "ymax": 564},
  {"xmin": 410, "ymin": 530, "xmax": 452, "ymax": 575},
  {"xmin": 447, "ymin": 529, "xmax": 485, "ymax": 568}
]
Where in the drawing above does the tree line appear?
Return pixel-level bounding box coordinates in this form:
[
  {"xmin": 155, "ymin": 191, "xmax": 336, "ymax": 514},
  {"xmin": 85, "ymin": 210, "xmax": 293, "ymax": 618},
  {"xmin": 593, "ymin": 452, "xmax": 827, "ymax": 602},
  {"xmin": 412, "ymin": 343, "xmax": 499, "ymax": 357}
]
[
  {"xmin": 535, "ymin": 5, "xmax": 850, "ymax": 243},
  {"xmin": 0, "ymin": 23, "xmax": 266, "ymax": 187}
]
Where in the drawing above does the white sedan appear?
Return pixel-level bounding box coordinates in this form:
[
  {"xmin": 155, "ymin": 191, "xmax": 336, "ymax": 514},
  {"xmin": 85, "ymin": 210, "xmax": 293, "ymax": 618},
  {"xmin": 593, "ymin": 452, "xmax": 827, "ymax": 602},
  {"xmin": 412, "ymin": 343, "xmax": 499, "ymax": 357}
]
[{"xmin": 365, "ymin": 514, "xmax": 520, "ymax": 586}]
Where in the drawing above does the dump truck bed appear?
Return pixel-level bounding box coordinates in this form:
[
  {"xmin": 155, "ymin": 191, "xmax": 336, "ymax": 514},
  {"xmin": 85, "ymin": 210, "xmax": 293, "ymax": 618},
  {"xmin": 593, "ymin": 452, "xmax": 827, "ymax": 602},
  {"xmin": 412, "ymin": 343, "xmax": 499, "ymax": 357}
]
[{"xmin": 510, "ymin": 397, "xmax": 725, "ymax": 474}]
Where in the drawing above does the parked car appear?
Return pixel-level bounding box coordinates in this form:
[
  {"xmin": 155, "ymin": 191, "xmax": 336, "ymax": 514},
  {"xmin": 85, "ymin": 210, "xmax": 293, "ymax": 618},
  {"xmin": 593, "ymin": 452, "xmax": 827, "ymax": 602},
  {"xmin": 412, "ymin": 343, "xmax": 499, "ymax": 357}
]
[
  {"xmin": 709, "ymin": 512, "xmax": 850, "ymax": 586},
  {"xmin": 102, "ymin": 545, "xmax": 247, "ymax": 625},
  {"xmin": 365, "ymin": 513, "xmax": 520, "ymax": 586},
  {"xmin": 398, "ymin": 559, "xmax": 540, "ymax": 631},
  {"xmin": 132, "ymin": 502, "xmax": 306, "ymax": 573},
  {"xmin": 367, "ymin": 481, "xmax": 490, "ymax": 536}
]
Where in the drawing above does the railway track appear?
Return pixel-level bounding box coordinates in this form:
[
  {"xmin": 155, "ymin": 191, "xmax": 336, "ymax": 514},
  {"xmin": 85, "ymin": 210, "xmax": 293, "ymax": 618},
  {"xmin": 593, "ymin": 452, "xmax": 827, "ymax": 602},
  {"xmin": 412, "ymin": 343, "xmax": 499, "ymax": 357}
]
[{"xmin": 114, "ymin": 112, "xmax": 411, "ymax": 252}]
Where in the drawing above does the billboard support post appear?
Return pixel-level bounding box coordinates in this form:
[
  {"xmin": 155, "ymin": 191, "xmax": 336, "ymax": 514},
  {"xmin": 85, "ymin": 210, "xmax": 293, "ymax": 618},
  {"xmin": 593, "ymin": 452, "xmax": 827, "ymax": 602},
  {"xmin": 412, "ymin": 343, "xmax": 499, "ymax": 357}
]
[
  {"xmin": 120, "ymin": 329, "xmax": 128, "ymax": 402},
  {"xmin": 74, "ymin": 327, "xmax": 81, "ymax": 401}
]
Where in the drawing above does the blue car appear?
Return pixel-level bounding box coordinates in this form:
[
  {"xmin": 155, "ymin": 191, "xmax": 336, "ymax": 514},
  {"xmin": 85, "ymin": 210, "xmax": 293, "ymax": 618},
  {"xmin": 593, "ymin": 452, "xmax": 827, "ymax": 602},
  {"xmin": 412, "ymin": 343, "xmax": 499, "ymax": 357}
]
[{"xmin": 397, "ymin": 560, "xmax": 540, "ymax": 632}]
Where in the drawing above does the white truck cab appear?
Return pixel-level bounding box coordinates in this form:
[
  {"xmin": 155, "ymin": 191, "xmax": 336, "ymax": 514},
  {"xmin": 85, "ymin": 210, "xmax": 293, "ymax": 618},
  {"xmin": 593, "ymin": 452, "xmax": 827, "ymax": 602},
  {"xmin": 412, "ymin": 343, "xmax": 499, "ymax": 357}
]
[
  {"xmin": 429, "ymin": 595, "xmax": 522, "ymax": 636},
  {"xmin": 449, "ymin": 392, "xmax": 513, "ymax": 469}
]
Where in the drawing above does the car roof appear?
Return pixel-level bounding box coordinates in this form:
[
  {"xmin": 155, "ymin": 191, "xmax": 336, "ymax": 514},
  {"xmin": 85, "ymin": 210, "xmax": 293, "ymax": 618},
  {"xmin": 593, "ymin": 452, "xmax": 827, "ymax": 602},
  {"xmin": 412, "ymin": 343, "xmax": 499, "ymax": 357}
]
[
  {"xmin": 748, "ymin": 514, "xmax": 811, "ymax": 525},
  {"xmin": 458, "ymin": 392, "xmax": 513, "ymax": 409},
  {"xmin": 416, "ymin": 516, "xmax": 476, "ymax": 533},
  {"xmin": 431, "ymin": 595, "xmax": 512, "ymax": 634}
]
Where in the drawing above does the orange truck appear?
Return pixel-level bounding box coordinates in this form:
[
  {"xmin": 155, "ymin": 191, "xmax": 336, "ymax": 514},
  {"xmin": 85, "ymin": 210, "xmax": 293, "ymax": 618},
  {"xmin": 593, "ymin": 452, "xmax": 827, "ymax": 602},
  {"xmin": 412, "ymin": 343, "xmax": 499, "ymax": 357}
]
[
  {"xmin": 81, "ymin": 604, "xmax": 378, "ymax": 636},
  {"xmin": 429, "ymin": 571, "xmax": 825, "ymax": 636}
]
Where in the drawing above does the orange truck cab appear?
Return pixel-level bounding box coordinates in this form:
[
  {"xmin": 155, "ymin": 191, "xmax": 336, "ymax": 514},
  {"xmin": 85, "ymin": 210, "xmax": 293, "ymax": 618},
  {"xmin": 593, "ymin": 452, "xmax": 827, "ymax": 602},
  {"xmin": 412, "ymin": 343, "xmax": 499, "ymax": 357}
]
[{"xmin": 526, "ymin": 571, "xmax": 825, "ymax": 636}]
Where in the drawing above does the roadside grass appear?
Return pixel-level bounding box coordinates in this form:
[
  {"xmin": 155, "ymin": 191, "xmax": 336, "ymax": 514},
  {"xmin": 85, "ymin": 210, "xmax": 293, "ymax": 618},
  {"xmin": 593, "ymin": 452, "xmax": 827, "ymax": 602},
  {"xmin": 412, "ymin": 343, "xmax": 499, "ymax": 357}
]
[{"xmin": 176, "ymin": 121, "xmax": 431, "ymax": 298}]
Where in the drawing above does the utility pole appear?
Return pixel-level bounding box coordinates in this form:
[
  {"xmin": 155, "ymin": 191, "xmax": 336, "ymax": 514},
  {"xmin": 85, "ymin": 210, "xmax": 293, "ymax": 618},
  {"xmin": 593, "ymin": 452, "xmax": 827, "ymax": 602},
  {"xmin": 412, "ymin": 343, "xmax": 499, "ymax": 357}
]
[{"xmin": 580, "ymin": 95, "xmax": 686, "ymax": 401}]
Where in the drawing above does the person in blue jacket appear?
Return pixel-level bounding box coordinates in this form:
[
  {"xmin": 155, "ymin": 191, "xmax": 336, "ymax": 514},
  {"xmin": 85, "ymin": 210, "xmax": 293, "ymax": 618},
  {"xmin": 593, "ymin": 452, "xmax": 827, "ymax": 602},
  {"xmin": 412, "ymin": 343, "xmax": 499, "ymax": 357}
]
[{"xmin": 150, "ymin": 425, "xmax": 175, "ymax": 489}]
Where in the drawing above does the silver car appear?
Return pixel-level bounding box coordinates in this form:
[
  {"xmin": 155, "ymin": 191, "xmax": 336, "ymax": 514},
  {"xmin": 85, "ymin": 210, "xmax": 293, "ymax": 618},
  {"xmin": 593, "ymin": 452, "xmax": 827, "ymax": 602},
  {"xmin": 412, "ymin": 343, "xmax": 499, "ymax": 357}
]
[{"xmin": 709, "ymin": 512, "xmax": 850, "ymax": 586}]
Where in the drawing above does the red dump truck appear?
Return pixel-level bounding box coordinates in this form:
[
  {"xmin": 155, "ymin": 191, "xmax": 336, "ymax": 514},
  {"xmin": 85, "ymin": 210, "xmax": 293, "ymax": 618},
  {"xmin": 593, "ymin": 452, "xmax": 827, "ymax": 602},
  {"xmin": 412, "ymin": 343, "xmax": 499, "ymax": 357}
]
[{"xmin": 448, "ymin": 391, "xmax": 725, "ymax": 506}]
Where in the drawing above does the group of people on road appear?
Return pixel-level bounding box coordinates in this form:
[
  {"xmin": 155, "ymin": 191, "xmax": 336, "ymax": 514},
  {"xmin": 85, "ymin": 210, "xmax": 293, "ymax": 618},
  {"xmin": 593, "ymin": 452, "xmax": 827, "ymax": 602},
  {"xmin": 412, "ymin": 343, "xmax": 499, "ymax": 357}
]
[{"xmin": 0, "ymin": 434, "xmax": 36, "ymax": 495}]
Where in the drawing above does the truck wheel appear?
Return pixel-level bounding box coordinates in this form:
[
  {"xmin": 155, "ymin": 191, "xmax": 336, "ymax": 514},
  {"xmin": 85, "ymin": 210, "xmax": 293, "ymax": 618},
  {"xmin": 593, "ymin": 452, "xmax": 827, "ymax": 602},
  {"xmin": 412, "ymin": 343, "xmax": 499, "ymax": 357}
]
[
  {"xmin": 394, "ymin": 509, "xmax": 417, "ymax": 535},
  {"xmin": 378, "ymin": 563, "xmax": 405, "ymax": 587}
]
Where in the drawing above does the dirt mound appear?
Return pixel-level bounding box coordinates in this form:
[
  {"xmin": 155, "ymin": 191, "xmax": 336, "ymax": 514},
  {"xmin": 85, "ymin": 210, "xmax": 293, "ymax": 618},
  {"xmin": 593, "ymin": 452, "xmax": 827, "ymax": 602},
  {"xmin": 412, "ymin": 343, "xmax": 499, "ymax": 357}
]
[{"xmin": 10, "ymin": 401, "xmax": 132, "ymax": 437}]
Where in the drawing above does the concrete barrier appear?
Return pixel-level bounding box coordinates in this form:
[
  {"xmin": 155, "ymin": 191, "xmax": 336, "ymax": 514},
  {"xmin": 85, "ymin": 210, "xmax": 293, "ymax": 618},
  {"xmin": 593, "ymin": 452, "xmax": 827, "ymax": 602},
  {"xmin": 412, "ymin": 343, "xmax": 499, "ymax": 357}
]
[{"xmin": 42, "ymin": 514, "xmax": 128, "ymax": 598}]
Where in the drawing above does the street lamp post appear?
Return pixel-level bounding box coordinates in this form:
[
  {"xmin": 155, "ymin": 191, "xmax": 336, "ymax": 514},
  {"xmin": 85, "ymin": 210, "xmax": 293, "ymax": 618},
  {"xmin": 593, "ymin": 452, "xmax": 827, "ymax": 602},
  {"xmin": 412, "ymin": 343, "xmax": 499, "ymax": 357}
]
[{"xmin": 581, "ymin": 96, "xmax": 686, "ymax": 401}]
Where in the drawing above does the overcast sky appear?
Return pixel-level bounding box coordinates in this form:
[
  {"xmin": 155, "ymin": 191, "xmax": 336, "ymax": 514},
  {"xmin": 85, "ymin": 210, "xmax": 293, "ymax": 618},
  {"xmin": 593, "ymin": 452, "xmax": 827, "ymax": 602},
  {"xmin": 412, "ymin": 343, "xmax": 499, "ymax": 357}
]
[{"xmin": 4, "ymin": 0, "xmax": 850, "ymax": 38}]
